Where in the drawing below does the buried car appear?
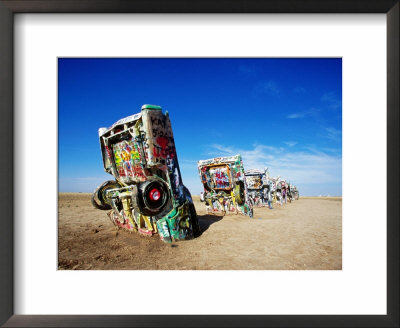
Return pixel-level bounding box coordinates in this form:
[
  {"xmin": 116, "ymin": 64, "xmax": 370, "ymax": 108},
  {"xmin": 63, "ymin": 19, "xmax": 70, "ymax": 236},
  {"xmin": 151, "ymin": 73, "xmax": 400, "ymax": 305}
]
[
  {"xmin": 290, "ymin": 184, "xmax": 300, "ymax": 200},
  {"xmin": 198, "ymin": 155, "xmax": 253, "ymax": 218},
  {"xmin": 244, "ymin": 168, "xmax": 270, "ymax": 207},
  {"xmin": 91, "ymin": 104, "xmax": 200, "ymax": 243}
]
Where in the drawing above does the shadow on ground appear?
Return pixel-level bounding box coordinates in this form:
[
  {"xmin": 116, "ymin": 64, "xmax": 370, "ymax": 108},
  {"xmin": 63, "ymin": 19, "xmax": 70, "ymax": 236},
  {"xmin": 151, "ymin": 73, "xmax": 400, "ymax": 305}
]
[{"xmin": 197, "ymin": 214, "xmax": 223, "ymax": 234}]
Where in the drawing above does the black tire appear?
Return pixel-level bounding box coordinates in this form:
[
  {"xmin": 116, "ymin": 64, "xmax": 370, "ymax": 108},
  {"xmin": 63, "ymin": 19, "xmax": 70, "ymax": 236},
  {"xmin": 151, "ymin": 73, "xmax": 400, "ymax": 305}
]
[
  {"xmin": 189, "ymin": 203, "xmax": 201, "ymax": 237},
  {"xmin": 91, "ymin": 192, "xmax": 110, "ymax": 210},
  {"xmin": 91, "ymin": 180, "xmax": 119, "ymax": 210},
  {"xmin": 135, "ymin": 179, "xmax": 170, "ymax": 216}
]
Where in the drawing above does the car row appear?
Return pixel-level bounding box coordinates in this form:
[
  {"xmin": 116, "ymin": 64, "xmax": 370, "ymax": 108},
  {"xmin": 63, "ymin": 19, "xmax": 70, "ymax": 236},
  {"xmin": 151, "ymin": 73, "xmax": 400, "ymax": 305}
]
[{"xmin": 91, "ymin": 105, "xmax": 298, "ymax": 243}]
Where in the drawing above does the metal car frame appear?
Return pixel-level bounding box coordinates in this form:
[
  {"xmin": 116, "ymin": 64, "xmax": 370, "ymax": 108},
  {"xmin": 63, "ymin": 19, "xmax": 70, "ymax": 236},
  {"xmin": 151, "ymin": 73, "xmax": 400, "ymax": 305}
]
[
  {"xmin": 244, "ymin": 168, "xmax": 271, "ymax": 207},
  {"xmin": 91, "ymin": 104, "xmax": 200, "ymax": 243},
  {"xmin": 198, "ymin": 155, "xmax": 253, "ymax": 218}
]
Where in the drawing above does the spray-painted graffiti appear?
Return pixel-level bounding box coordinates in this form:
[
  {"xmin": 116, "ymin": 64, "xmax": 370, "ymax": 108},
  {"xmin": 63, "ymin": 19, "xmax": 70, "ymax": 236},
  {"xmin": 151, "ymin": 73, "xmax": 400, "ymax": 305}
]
[
  {"xmin": 208, "ymin": 166, "xmax": 231, "ymax": 189},
  {"xmin": 198, "ymin": 155, "xmax": 253, "ymax": 218},
  {"xmin": 267, "ymin": 176, "xmax": 299, "ymax": 207},
  {"xmin": 113, "ymin": 140, "xmax": 146, "ymax": 182},
  {"xmin": 246, "ymin": 175, "xmax": 263, "ymax": 189},
  {"xmin": 92, "ymin": 104, "xmax": 200, "ymax": 243},
  {"xmin": 141, "ymin": 109, "xmax": 177, "ymax": 166},
  {"xmin": 242, "ymin": 167, "xmax": 300, "ymax": 210},
  {"xmin": 245, "ymin": 169, "xmax": 270, "ymax": 208}
]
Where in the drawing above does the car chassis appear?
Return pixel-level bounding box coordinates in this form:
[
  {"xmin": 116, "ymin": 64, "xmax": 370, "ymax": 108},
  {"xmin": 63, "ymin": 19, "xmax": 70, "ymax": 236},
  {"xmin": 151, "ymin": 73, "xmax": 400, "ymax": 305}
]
[
  {"xmin": 244, "ymin": 168, "xmax": 272, "ymax": 207},
  {"xmin": 198, "ymin": 155, "xmax": 253, "ymax": 218},
  {"xmin": 91, "ymin": 104, "xmax": 200, "ymax": 243}
]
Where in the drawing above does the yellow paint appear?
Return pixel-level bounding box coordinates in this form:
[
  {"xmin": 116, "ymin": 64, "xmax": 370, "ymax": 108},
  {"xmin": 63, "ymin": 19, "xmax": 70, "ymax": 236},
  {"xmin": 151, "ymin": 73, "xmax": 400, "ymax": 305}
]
[
  {"xmin": 141, "ymin": 215, "xmax": 153, "ymax": 231},
  {"xmin": 114, "ymin": 151, "xmax": 122, "ymax": 164},
  {"xmin": 178, "ymin": 203, "xmax": 189, "ymax": 219},
  {"xmin": 131, "ymin": 150, "xmax": 140, "ymax": 160},
  {"xmin": 122, "ymin": 196, "xmax": 137, "ymax": 231},
  {"xmin": 230, "ymin": 191, "xmax": 236, "ymax": 207},
  {"xmin": 121, "ymin": 150, "xmax": 130, "ymax": 161}
]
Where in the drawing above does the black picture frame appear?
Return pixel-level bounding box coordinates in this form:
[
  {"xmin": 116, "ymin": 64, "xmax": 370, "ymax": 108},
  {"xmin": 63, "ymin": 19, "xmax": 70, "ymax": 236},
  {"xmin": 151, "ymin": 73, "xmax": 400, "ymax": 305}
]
[{"xmin": 0, "ymin": 1, "xmax": 398, "ymax": 327}]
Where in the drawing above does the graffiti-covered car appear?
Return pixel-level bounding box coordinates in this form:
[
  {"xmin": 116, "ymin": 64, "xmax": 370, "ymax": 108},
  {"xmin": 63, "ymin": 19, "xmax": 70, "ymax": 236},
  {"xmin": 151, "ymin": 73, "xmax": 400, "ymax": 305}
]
[
  {"xmin": 197, "ymin": 155, "xmax": 253, "ymax": 218},
  {"xmin": 91, "ymin": 104, "xmax": 201, "ymax": 243},
  {"xmin": 275, "ymin": 179, "xmax": 284, "ymax": 205},
  {"xmin": 244, "ymin": 168, "xmax": 270, "ymax": 207},
  {"xmin": 291, "ymin": 185, "xmax": 300, "ymax": 200}
]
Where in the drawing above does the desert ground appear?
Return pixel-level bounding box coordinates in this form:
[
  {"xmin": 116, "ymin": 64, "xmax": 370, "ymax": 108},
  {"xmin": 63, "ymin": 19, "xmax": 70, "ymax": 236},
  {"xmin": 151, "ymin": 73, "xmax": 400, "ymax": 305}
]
[{"xmin": 58, "ymin": 193, "xmax": 342, "ymax": 270}]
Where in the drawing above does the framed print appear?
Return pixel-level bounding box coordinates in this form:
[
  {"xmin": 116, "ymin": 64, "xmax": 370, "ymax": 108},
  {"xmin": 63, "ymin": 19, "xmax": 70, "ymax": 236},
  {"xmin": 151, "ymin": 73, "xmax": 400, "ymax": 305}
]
[{"xmin": 0, "ymin": 1, "xmax": 398, "ymax": 327}]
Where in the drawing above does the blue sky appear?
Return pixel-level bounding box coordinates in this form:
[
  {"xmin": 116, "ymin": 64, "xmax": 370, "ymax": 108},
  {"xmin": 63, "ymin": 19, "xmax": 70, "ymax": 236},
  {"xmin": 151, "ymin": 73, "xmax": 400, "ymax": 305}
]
[{"xmin": 59, "ymin": 58, "xmax": 342, "ymax": 196}]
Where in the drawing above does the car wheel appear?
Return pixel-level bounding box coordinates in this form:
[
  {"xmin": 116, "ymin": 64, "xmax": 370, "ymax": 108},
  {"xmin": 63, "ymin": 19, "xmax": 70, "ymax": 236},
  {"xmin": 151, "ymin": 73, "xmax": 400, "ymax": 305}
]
[{"xmin": 91, "ymin": 180, "xmax": 119, "ymax": 210}]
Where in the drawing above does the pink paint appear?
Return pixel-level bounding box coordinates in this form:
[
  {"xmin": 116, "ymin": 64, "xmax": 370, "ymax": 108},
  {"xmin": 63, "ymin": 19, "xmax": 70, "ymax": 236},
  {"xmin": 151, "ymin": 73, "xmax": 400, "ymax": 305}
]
[{"xmin": 138, "ymin": 228, "xmax": 153, "ymax": 236}]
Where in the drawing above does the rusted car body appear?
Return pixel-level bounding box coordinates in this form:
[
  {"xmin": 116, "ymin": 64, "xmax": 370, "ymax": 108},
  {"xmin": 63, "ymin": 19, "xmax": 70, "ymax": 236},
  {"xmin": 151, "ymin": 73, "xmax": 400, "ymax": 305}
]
[
  {"xmin": 244, "ymin": 168, "xmax": 270, "ymax": 207},
  {"xmin": 198, "ymin": 155, "xmax": 253, "ymax": 218},
  {"xmin": 91, "ymin": 104, "xmax": 200, "ymax": 243}
]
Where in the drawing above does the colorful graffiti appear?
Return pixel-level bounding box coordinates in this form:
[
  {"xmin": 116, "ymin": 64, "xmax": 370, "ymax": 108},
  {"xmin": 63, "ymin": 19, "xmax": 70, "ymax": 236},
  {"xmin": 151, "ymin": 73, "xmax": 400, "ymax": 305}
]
[
  {"xmin": 198, "ymin": 155, "xmax": 253, "ymax": 218},
  {"xmin": 244, "ymin": 167, "xmax": 301, "ymax": 209},
  {"xmin": 92, "ymin": 104, "xmax": 200, "ymax": 243},
  {"xmin": 113, "ymin": 139, "xmax": 146, "ymax": 182},
  {"xmin": 246, "ymin": 175, "xmax": 262, "ymax": 190},
  {"xmin": 245, "ymin": 169, "xmax": 270, "ymax": 208},
  {"xmin": 208, "ymin": 166, "xmax": 231, "ymax": 189},
  {"xmin": 142, "ymin": 108, "xmax": 177, "ymax": 166}
]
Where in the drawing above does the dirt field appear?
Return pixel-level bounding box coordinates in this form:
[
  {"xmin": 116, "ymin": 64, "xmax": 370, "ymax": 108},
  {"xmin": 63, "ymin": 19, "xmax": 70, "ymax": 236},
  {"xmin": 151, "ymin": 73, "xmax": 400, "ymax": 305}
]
[{"xmin": 58, "ymin": 193, "xmax": 342, "ymax": 270}]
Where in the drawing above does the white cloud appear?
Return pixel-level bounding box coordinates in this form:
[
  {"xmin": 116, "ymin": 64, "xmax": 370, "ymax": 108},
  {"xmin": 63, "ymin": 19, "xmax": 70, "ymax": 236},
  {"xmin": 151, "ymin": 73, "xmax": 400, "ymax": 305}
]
[
  {"xmin": 287, "ymin": 112, "xmax": 305, "ymax": 119},
  {"xmin": 284, "ymin": 141, "xmax": 298, "ymax": 147},
  {"xmin": 59, "ymin": 144, "xmax": 342, "ymax": 196},
  {"xmin": 286, "ymin": 108, "xmax": 319, "ymax": 119},
  {"xmin": 321, "ymin": 91, "xmax": 342, "ymax": 110},
  {"xmin": 196, "ymin": 143, "xmax": 342, "ymax": 196},
  {"xmin": 252, "ymin": 80, "xmax": 280, "ymax": 97},
  {"xmin": 323, "ymin": 127, "xmax": 342, "ymax": 141}
]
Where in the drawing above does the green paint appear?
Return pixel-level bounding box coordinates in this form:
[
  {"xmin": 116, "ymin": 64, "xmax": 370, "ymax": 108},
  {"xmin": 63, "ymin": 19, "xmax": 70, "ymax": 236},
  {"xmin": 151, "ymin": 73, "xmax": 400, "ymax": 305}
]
[{"xmin": 141, "ymin": 104, "xmax": 162, "ymax": 111}]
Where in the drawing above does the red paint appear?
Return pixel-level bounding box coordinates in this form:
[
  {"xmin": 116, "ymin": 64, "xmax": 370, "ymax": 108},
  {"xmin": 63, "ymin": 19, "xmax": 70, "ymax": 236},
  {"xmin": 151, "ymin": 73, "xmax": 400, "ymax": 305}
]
[
  {"xmin": 105, "ymin": 146, "xmax": 112, "ymax": 158},
  {"xmin": 132, "ymin": 165, "xmax": 146, "ymax": 180},
  {"xmin": 149, "ymin": 188, "xmax": 161, "ymax": 201},
  {"xmin": 151, "ymin": 136, "xmax": 175, "ymax": 159},
  {"xmin": 156, "ymin": 136, "xmax": 168, "ymax": 149},
  {"xmin": 138, "ymin": 228, "xmax": 154, "ymax": 236},
  {"xmin": 114, "ymin": 215, "xmax": 135, "ymax": 231},
  {"xmin": 118, "ymin": 166, "xmax": 126, "ymax": 177}
]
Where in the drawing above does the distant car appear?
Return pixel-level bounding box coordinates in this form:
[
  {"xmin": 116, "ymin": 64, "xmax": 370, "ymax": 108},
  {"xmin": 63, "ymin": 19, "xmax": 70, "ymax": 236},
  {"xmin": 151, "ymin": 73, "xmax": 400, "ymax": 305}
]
[
  {"xmin": 91, "ymin": 104, "xmax": 200, "ymax": 243},
  {"xmin": 244, "ymin": 168, "xmax": 270, "ymax": 207},
  {"xmin": 291, "ymin": 185, "xmax": 300, "ymax": 200},
  {"xmin": 197, "ymin": 154, "xmax": 253, "ymax": 218}
]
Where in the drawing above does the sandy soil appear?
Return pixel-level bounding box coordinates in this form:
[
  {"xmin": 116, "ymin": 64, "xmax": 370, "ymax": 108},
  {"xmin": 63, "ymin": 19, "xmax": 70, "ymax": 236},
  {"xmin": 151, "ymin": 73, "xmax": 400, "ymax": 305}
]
[{"xmin": 58, "ymin": 193, "xmax": 342, "ymax": 270}]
